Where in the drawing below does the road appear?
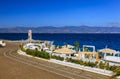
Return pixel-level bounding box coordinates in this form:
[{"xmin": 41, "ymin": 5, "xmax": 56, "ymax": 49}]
[{"xmin": 0, "ymin": 41, "xmax": 113, "ymax": 79}]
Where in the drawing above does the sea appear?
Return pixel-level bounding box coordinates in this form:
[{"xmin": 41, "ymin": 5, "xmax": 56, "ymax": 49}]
[{"xmin": 0, "ymin": 33, "xmax": 120, "ymax": 51}]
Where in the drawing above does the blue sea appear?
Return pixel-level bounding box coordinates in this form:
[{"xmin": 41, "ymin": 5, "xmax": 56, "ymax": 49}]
[{"xmin": 0, "ymin": 33, "xmax": 120, "ymax": 51}]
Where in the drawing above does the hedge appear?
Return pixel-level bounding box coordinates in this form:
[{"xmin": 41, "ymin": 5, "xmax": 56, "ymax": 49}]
[
  {"xmin": 51, "ymin": 55, "xmax": 64, "ymax": 61},
  {"xmin": 26, "ymin": 49, "xmax": 50, "ymax": 59},
  {"xmin": 66, "ymin": 58, "xmax": 96, "ymax": 67}
]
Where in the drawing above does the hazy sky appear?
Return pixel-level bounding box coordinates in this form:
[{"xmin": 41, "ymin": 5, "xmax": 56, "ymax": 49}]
[{"xmin": 0, "ymin": 0, "xmax": 120, "ymax": 27}]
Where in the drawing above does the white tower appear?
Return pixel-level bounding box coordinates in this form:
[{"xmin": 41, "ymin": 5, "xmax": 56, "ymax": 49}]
[{"xmin": 28, "ymin": 30, "xmax": 32, "ymax": 42}]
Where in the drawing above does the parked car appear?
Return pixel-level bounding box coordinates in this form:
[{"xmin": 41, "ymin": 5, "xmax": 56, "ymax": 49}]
[{"xmin": 0, "ymin": 40, "xmax": 6, "ymax": 47}]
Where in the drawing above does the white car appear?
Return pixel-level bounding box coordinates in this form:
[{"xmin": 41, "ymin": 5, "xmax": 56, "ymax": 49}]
[{"xmin": 0, "ymin": 41, "xmax": 6, "ymax": 47}]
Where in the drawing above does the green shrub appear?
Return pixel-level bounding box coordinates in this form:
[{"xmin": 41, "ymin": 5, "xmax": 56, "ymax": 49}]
[
  {"xmin": 113, "ymin": 67, "xmax": 120, "ymax": 76},
  {"xmin": 95, "ymin": 61, "xmax": 98, "ymax": 67},
  {"xmin": 110, "ymin": 65, "xmax": 117, "ymax": 71},
  {"xmin": 25, "ymin": 49, "xmax": 50, "ymax": 59},
  {"xmin": 105, "ymin": 62, "xmax": 110, "ymax": 70},
  {"xmin": 79, "ymin": 59, "xmax": 84, "ymax": 65},
  {"xmin": 41, "ymin": 51, "xmax": 50, "ymax": 59},
  {"xmin": 87, "ymin": 61, "xmax": 96, "ymax": 67},
  {"xmin": 84, "ymin": 61, "xmax": 88, "ymax": 66},
  {"xmin": 66, "ymin": 57, "xmax": 71, "ymax": 62},
  {"xmin": 99, "ymin": 61, "xmax": 105, "ymax": 69},
  {"xmin": 66, "ymin": 58, "xmax": 96, "ymax": 67},
  {"xmin": 19, "ymin": 45, "xmax": 26, "ymax": 52},
  {"xmin": 51, "ymin": 55, "xmax": 64, "ymax": 61},
  {"xmin": 26, "ymin": 49, "xmax": 33, "ymax": 55}
]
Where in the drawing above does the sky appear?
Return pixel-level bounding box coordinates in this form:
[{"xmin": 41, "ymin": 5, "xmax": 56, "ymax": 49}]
[{"xmin": 0, "ymin": 0, "xmax": 120, "ymax": 27}]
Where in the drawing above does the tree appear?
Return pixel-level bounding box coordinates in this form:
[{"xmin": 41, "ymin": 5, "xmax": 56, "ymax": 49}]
[{"xmin": 74, "ymin": 41, "xmax": 79, "ymax": 53}]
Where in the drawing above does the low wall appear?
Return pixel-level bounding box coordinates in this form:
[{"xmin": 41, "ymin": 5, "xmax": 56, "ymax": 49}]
[{"xmin": 50, "ymin": 59, "xmax": 113, "ymax": 76}]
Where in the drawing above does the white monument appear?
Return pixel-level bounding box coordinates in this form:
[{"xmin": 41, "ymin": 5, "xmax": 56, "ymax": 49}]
[{"xmin": 28, "ymin": 30, "xmax": 32, "ymax": 42}]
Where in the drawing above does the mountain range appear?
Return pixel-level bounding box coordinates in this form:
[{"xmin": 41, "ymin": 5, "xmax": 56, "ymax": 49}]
[{"xmin": 0, "ymin": 26, "xmax": 120, "ymax": 33}]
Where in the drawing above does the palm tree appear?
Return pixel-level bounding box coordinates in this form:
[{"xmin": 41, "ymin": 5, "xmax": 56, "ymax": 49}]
[{"xmin": 74, "ymin": 41, "xmax": 79, "ymax": 53}]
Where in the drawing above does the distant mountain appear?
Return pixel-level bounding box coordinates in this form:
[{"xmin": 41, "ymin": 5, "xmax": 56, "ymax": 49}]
[{"xmin": 0, "ymin": 26, "xmax": 120, "ymax": 33}]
